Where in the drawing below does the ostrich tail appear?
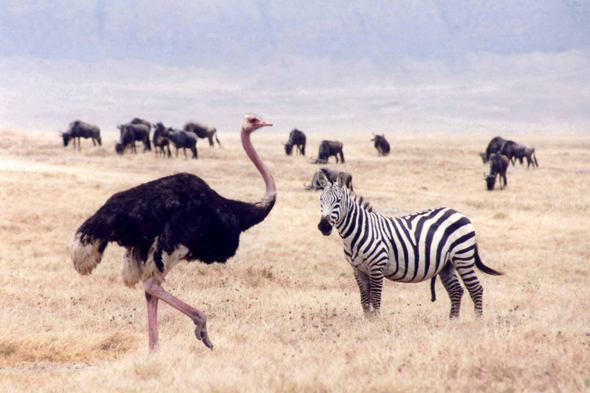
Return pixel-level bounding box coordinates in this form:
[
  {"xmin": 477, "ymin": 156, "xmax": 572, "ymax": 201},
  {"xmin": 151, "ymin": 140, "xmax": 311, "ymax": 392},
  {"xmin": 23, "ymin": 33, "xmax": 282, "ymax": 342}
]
[{"xmin": 71, "ymin": 231, "xmax": 107, "ymax": 275}]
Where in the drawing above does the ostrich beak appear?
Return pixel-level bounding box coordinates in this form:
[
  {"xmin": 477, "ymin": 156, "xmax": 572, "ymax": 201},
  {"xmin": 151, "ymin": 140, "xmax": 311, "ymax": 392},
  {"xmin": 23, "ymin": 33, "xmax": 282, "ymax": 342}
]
[{"xmin": 259, "ymin": 121, "xmax": 273, "ymax": 128}]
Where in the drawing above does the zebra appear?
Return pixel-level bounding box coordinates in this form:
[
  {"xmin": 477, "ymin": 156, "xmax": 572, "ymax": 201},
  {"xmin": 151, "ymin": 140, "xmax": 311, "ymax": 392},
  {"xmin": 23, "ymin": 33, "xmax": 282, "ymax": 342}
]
[{"xmin": 316, "ymin": 171, "xmax": 503, "ymax": 319}]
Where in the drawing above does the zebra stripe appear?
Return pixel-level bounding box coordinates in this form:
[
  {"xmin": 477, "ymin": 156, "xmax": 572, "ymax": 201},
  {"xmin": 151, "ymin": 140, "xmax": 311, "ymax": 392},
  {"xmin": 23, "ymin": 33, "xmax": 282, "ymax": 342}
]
[{"xmin": 318, "ymin": 180, "xmax": 502, "ymax": 319}]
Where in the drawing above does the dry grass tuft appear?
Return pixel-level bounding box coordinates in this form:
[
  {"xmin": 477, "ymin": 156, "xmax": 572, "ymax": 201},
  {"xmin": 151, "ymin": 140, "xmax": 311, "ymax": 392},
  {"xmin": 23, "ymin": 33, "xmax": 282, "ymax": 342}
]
[{"xmin": 0, "ymin": 332, "xmax": 135, "ymax": 366}]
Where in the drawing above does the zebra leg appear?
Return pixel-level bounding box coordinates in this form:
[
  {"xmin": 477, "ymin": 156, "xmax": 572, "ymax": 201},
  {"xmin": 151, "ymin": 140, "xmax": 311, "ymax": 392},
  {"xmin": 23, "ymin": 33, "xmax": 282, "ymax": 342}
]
[
  {"xmin": 454, "ymin": 260, "xmax": 485, "ymax": 317},
  {"xmin": 368, "ymin": 265, "xmax": 385, "ymax": 316},
  {"xmin": 439, "ymin": 263, "xmax": 464, "ymax": 319},
  {"xmin": 353, "ymin": 269, "xmax": 371, "ymax": 316}
]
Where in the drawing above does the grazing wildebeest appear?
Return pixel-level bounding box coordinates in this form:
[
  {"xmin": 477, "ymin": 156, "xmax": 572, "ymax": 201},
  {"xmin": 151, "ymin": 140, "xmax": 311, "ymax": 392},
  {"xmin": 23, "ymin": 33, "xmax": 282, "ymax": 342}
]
[
  {"xmin": 313, "ymin": 140, "xmax": 344, "ymax": 164},
  {"xmin": 480, "ymin": 136, "xmax": 507, "ymax": 164},
  {"xmin": 184, "ymin": 122, "xmax": 221, "ymax": 147},
  {"xmin": 152, "ymin": 123, "xmax": 172, "ymax": 158},
  {"xmin": 165, "ymin": 128, "xmax": 198, "ymax": 159},
  {"xmin": 305, "ymin": 168, "xmax": 353, "ymax": 191},
  {"xmin": 500, "ymin": 141, "xmax": 539, "ymax": 168},
  {"xmin": 60, "ymin": 120, "xmax": 102, "ymax": 150},
  {"xmin": 284, "ymin": 129, "xmax": 306, "ymax": 156},
  {"xmin": 485, "ymin": 153, "xmax": 510, "ymax": 190},
  {"xmin": 115, "ymin": 123, "xmax": 151, "ymax": 155},
  {"xmin": 371, "ymin": 134, "xmax": 390, "ymax": 157}
]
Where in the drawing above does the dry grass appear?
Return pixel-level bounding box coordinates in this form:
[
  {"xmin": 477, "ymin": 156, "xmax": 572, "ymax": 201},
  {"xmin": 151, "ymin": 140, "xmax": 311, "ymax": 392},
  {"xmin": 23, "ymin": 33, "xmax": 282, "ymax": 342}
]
[{"xmin": 0, "ymin": 128, "xmax": 589, "ymax": 392}]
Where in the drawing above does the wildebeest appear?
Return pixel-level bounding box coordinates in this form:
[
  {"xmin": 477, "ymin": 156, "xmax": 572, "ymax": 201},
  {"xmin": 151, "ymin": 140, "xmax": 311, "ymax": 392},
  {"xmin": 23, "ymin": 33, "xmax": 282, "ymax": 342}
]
[
  {"xmin": 165, "ymin": 128, "xmax": 198, "ymax": 159},
  {"xmin": 60, "ymin": 120, "xmax": 102, "ymax": 150},
  {"xmin": 284, "ymin": 129, "xmax": 306, "ymax": 156},
  {"xmin": 500, "ymin": 141, "xmax": 539, "ymax": 168},
  {"xmin": 115, "ymin": 123, "xmax": 151, "ymax": 155},
  {"xmin": 184, "ymin": 122, "xmax": 221, "ymax": 147},
  {"xmin": 152, "ymin": 123, "xmax": 172, "ymax": 158},
  {"xmin": 480, "ymin": 136, "xmax": 507, "ymax": 163},
  {"xmin": 305, "ymin": 168, "xmax": 353, "ymax": 191},
  {"xmin": 313, "ymin": 140, "xmax": 345, "ymax": 164},
  {"xmin": 485, "ymin": 153, "xmax": 509, "ymax": 190},
  {"xmin": 371, "ymin": 134, "xmax": 390, "ymax": 156},
  {"xmin": 130, "ymin": 118, "xmax": 152, "ymax": 132}
]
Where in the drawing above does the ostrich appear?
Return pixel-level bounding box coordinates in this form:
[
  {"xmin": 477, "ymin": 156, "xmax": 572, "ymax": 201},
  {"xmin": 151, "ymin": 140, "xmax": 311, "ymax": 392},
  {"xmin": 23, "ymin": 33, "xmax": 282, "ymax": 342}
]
[{"xmin": 71, "ymin": 114, "xmax": 275, "ymax": 352}]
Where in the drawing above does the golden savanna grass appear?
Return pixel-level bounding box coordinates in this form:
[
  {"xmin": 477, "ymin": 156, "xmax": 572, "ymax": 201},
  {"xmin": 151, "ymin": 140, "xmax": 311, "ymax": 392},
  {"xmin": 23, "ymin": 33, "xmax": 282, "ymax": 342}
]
[{"xmin": 0, "ymin": 128, "xmax": 589, "ymax": 392}]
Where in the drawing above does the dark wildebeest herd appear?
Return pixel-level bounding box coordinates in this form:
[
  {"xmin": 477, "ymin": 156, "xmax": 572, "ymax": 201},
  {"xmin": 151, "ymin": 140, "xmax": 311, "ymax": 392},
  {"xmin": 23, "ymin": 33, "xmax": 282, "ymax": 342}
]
[
  {"xmin": 480, "ymin": 136, "xmax": 539, "ymax": 190},
  {"xmin": 60, "ymin": 118, "xmax": 221, "ymax": 159},
  {"xmin": 58, "ymin": 120, "xmax": 537, "ymax": 192}
]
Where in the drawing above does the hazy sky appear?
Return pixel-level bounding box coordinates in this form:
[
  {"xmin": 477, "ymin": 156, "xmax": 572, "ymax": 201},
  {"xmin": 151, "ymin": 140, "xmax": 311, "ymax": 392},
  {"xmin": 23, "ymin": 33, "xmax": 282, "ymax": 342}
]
[{"xmin": 1, "ymin": 0, "xmax": 589, "ymax": 134}]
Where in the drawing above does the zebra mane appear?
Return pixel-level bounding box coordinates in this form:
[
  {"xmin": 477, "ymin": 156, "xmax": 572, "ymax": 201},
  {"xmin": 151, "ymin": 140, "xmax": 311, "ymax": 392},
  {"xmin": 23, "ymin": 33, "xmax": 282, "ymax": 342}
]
[{"xmin": 349, "ymin": 191, "xmax": 373, "ymax": 213}]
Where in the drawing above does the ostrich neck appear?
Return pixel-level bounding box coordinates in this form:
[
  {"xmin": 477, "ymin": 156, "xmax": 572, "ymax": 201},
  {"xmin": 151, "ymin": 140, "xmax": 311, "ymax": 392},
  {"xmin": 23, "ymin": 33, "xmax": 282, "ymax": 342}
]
[{"xmin": 241, "ymin": 129, "xmax": 276, "ymax": 205}]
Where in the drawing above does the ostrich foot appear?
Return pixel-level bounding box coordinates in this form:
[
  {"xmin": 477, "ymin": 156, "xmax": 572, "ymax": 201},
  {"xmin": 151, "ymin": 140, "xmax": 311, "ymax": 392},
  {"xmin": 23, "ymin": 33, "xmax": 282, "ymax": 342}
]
[{"xmin": 194, "ymin": 321, "xmax": 214, "ymax": 350}]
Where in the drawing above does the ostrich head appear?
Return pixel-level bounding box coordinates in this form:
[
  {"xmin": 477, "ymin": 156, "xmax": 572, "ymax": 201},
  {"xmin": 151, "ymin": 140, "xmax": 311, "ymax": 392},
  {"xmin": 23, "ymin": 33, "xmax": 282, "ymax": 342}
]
[{"xmin": 241, "ymin": 114, "xmax": 273, "ymax": 134}]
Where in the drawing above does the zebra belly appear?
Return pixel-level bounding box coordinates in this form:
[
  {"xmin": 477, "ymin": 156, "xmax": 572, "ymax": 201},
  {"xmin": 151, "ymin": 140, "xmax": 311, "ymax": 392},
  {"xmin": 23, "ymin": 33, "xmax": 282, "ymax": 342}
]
[{"xmin": 385, "ymin": 261, "xmax": 439, "ymax": 283}]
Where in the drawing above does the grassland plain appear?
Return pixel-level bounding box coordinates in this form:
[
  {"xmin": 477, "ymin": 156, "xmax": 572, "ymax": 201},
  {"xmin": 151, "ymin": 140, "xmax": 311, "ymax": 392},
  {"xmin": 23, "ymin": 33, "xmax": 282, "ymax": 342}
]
[{"xmin": 0, "ymin": 128, "xmax": 589, "ymax": 393}]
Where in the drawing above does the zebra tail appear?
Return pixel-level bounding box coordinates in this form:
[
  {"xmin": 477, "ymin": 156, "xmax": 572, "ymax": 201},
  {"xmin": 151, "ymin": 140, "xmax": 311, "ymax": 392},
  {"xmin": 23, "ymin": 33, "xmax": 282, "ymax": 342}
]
[{"xmin": 474, "ymin": 244, "xmax": 504, "ymax": 276}]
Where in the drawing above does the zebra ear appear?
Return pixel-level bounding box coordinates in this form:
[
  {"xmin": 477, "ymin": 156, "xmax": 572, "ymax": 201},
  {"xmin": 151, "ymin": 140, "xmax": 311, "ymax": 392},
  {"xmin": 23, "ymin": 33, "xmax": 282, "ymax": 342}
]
[
  {"xmin": 337, "ymin": 172, "xmax": 348, "ymax": 188},
  {"xmin": 317, "ymin": 171, "xmax": 331, "ymax": 188}
]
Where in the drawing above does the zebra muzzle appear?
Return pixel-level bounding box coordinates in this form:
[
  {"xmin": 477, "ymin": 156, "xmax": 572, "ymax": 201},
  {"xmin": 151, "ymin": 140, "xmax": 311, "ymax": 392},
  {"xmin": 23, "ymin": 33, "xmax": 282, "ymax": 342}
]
[{"xmin": 318, "ymin": 217, "xmax": 333, "ymax": 236}]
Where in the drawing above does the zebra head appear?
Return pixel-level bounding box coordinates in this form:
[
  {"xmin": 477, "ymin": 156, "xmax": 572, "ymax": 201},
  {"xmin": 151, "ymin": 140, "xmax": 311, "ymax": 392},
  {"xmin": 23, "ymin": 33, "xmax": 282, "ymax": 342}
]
[{"xmin": 317, "ymin": 171, "xmax": 349, "ymax": 236}]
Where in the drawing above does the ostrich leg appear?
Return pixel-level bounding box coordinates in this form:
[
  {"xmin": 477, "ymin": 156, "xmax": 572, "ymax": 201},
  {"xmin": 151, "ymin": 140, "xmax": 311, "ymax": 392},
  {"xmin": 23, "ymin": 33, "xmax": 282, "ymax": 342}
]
[
  {"xmin": 144, "ymin": 276, "xmax": 213, "ymax": 352},
  {"xmin": 145, "ymin": 292, "xmax": 159, "ymax": 352}
]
